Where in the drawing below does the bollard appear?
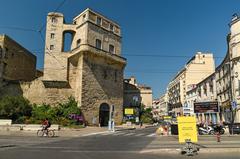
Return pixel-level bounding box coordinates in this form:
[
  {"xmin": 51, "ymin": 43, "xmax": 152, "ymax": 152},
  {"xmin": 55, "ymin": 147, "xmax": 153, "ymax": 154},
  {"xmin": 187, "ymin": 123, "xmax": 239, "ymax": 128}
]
[{"xmin": 216, "ymin": 132, "xmax": 221, "ymax": 142}]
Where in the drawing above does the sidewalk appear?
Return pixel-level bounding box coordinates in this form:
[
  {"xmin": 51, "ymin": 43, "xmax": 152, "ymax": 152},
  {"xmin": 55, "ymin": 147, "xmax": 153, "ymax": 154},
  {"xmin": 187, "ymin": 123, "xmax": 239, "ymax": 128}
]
[
  {"xmin": 0, "ymin": 126, "xmax": 109, "ymax": 137},
  {"xmin": 0, "ymin": 124, "xmax": 143, "ymax": 137}
]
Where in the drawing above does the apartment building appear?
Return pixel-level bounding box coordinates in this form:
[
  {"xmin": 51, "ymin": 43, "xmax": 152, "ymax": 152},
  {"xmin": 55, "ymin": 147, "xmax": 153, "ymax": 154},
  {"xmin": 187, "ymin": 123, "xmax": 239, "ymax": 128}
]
[
  {"xmin": 167, "ymin": 52, "xmax": 215, "ymax": 117},
  {"xmin": 186, "ymin": 73, "xmax": 219, "ymax": 124},
  {"xmin": 216, "ymin": 14, "xmax": 240, "ymax": 123}
]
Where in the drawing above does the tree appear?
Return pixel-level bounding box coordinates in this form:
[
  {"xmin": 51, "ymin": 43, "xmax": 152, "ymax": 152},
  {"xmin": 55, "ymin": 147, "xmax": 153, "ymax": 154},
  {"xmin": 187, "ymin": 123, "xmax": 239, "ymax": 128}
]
[
  {"xmin": 0, "ymin": 96, "xmax": 32, "ymax": 123},
  {"xmin": 140, "ymin": 105, "xmax": 154, "ymax": 124}
]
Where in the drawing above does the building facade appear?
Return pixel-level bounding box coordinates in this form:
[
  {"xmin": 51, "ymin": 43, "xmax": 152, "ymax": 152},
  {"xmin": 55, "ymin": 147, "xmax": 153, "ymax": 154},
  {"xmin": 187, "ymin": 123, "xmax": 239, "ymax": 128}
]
[
  {"xmin": 167, "ymin": 52, "xmax": 215, "ymax": 117},
  {"xmin": 0, "ymin": 8, "xmax": 126, "ymax": 126},
  {"xmin": 123, "ymin": 76, "xmax": 152, "ymax": 122},
  {"xmin": 152, "ymin": 93, "xmax": 168, "ymax": 120},
  {"xmin": 123, "ymin": 76, "xmax": 152, "ymax": 108},
  {"xmin": 0, "ymin": 35, "xmax": 36, "ymax": 88},
  {"xmin": 216, "ymin": 14, "xmax": 240, "ymax": 123},
  {"xmin": 186, "ymin": 73, "xmax": 219, "ymax": 124}
]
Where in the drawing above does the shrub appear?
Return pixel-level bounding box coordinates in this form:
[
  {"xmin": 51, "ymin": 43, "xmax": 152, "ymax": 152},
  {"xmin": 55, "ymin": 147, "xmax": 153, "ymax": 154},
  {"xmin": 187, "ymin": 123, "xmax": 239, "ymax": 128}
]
[{"xmin": 0, "ymin": 96, "xmax": 32, "ymax": 123}]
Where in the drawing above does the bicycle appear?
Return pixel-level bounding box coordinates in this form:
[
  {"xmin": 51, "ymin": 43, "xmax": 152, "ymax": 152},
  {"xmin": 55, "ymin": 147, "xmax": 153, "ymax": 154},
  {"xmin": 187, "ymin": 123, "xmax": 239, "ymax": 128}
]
[{"xmin": 37, "ymin": 126, "xmax": 55, "ymax": 137}]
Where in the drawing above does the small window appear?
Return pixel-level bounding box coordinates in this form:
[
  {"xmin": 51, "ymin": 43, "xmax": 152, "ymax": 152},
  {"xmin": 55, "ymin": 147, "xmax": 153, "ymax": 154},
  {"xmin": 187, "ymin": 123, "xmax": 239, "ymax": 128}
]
[
  {"xmin": 73, "ymin": 21, "xmax": 77, "ymax": 25},
  {"xmin": 50, "ymin": 33, "xmax": 55, "ymax": 39},
  {"xmin": 51, "ymin": 17, "xmax": 57, "ymax": 23},
  {"xmin": 110, "ymin": 24, "xmax": 114, "ymax": 31},
  {"xmin": 4, "ymin": 47, "xmax": 8, "ymax": 59},
  {"xmin": 103, "ymin": 70, "xmax": 107, "ymax": 79},
  {"xmin": 114, "ymin": 70, "xmax": 117, "ymax": 82},
  {"xmin": 77, "ymin": 39, "xmax": 81, "ymax": 47},
  {"xmin": 83, "ymin": 14, "xmax": 86, "ymax": 19},
  {"xmin": 50, "ymin": 45, "xmax": 54, "ymax": 50},
  {"xmin": 97, "ymin": 17, "xmax": 102, "ymax": 25},
  {"xmin": 96, "ymin": 39, "xmax": 102, "ymax": 49},
  {"xmin": 109, "ymin": 44, "xmax": 115, "ymax": 53}
]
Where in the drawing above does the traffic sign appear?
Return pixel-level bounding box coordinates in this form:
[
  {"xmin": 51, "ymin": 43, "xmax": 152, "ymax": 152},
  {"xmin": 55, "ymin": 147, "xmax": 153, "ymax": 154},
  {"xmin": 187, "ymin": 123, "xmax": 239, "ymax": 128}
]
[{"xmin": 232, "ymin": 101, "xmax": 237, "ymax": 110}]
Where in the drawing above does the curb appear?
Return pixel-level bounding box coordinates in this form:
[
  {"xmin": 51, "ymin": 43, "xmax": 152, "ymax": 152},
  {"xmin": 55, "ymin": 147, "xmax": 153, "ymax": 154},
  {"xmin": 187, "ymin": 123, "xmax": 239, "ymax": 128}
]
[
  {"xmin": 140, "ymin": 147, "xmax": 240, "ymax": 154},
  {"xmin": 115, "ymin": 127, "xmax": 136, "ymax": 131}
]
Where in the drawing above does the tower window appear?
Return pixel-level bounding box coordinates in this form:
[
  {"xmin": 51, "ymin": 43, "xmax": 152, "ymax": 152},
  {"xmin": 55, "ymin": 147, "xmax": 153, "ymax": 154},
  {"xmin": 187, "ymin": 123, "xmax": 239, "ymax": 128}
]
[
  {"xmin": 110, "ymin": 24, "xmax": 114, "ymax": 31},
  {"xmin": 50, "ymin": 45, "xmax": 54, "ymax": 50},
  {"xmin": 77, "ymin": 39, "xmax": 81, "ymax": 47},
  {"xmin": 103, "ymin": 70, "xmax": 107, "ymax": 79},
  {"xmin": 97, "ymin": 17, "xmax": 102, "ymax": 25},
  {"xmin": 50, "ymin": 33, "xmax": 55, "ymax": 39},
  {"xmin": 109, "ymin": 44, "xmax": 115, "ymax": 54},
  {"xmin": 51, "ymin": 17, "xmax": 57, "ymax": 23},
  {"xmin": 96, "ymin": 39, "xmax": 102, "ymax": 49},
  {"xmin": 114, "ymin": 70, "xmax": 117, "ymax": 82}
]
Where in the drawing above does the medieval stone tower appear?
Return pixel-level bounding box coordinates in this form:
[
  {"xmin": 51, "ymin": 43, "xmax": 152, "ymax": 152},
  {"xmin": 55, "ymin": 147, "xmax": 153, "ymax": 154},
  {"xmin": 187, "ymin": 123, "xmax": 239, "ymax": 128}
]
[{"xmin": 42, "ymin": 8, "xmax": 126, "ymax": 125}]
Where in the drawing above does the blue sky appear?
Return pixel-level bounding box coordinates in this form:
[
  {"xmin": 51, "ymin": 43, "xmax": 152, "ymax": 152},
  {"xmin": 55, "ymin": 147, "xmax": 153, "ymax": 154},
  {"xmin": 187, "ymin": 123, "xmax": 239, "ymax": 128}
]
[{"xmin": 0, "ymin": 0, "xmax": 240, "ymax": 98}]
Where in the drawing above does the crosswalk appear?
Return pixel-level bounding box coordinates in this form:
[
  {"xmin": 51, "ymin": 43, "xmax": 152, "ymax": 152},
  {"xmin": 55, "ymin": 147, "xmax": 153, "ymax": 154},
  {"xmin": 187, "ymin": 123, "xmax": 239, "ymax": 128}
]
[{"xmin": 81, "ymin": 131, "xmax": 157, "ymax": 138}]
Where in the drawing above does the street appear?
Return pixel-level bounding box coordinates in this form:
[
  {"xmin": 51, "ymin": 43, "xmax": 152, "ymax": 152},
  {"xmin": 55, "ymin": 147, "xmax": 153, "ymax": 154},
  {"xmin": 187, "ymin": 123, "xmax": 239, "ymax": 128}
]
[{"xmin": 0, "ymin": 127, "xmax": 240, "ymax": 159}]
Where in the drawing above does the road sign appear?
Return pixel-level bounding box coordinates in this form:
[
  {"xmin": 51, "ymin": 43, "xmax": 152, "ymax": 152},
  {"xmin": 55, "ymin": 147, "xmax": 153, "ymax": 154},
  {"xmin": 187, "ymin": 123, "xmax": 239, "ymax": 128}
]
[
  {"xmin": 177, "ymin": 116, "xmax": 198, "ymax": 143},
  {"xmin": 232, "ymin": 101, "xmax": 237, "ymax": 110},
  {"xmin": 124, "ymin": 108, "xmax": 134, "ymax": 115}
]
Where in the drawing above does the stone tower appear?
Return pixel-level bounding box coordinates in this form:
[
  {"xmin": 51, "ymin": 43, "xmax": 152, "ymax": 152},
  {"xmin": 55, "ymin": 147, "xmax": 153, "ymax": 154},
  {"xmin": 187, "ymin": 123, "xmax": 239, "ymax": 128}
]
[
  {"xmin": 42, "ymin": 8, "xmax": 126, "ymax": 125},
  {"xmin": 44, "ymin": 9, "xmax": 122, "ymax": 82}
]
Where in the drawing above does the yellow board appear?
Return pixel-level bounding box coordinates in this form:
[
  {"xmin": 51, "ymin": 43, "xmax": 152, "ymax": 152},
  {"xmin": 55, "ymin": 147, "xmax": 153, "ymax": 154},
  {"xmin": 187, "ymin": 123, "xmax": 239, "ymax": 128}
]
[
  {"xmin": 177, "ymin": 116, "xmax": 198, "ymax": 143},
  {"xmin": 164, "ymin": 116, "xmax": 172, "ymax": 120},
  {"xmin": 124, "ymin": 108, "xmax": 134, "ymax": 115}
]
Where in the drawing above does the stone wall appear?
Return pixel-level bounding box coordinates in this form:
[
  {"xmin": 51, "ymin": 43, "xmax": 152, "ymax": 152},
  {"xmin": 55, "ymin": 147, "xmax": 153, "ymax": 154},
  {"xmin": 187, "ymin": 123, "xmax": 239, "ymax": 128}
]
[
  {"xmin": 0, "ymin": 78, "xmax": 73, "ymax": 106},
  {"xmin": 81, "ymin": 51, "xmax": 125, "ymax": 125},
  {"xmin": 0, "ymin": 35, "xmax": 36, "ymax": 81}
]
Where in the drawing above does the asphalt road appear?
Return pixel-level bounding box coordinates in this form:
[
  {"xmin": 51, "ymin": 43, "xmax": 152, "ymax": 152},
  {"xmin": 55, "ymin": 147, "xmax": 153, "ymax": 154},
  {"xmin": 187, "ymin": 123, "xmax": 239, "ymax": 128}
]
[{"xmin": 0, "ymin": 127, "xmax": 240, "ymax": 159}]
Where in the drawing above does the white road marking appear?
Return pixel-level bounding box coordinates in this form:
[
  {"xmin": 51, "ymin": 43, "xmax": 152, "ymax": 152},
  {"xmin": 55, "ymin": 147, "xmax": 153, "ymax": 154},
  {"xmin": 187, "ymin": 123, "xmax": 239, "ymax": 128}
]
[{"xmin": 147, "ymin": 133, "xmax": 156, "ymax": 137}]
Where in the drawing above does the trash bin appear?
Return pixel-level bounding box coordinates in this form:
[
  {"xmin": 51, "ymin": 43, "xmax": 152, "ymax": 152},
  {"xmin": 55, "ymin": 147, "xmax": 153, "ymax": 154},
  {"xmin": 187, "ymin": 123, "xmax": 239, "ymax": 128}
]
[
  {"xmin": 171, "ymin": 124, "xmax": 178, "ymax": 135},
  {"xmin": 228, "ymin": 123, "xmax": 240, "ymax": 134}
]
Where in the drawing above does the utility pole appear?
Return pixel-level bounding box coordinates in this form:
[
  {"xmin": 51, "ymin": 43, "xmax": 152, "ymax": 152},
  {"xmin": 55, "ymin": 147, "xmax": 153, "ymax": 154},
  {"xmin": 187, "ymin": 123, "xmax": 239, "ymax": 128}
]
[
  {"xmin": 108, "ymin": 105, "xmax": 115, "ymax": 132},
  {"xmin": 227, "ymin": 59, "xmax": 235, "ymax": 134}
]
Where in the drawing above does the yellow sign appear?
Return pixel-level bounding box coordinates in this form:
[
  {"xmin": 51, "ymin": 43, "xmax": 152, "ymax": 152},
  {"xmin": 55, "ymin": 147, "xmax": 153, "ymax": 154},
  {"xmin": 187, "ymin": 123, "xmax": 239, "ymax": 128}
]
[
  {"xmin": 177, "ymin": 116, "xmax": 198, "ymax": 143},
  {"xmin": 164, "ymin": 116, "xmax": 172, "ymax": 120},
  {"xmin": 124, "ymin": 108, "xmax": 134, "ymax": 115}
]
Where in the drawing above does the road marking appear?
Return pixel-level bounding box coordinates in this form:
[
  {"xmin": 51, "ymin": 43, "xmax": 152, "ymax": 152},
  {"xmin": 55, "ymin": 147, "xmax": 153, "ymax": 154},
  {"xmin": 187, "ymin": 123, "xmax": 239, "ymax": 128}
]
[
  {"xmin": 112, "ymin": 132, "xmax": 125, "ymax": 136},
  {"xmin": 147, "ymin": 133, "xmax": 156, "ymax": 137},
  {"xmin": 135, "ymin": 133, "xmax": 145, "ymax": 136},
  {"xmin": 81, "ymin": 131, "xmax": 109, "ymax": 137},
  {"xmin": 123, "ymin": 133, "xmax": 135, "ymax": 136}
]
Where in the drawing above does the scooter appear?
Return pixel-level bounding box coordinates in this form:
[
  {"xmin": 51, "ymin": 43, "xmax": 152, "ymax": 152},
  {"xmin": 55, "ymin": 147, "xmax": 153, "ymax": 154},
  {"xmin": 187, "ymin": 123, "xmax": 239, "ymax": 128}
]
[
  {"xmin": 198, "ymin": 125, "xmax": 215, "ymax": 135},
  {"xmin": 212, "ymin": 125, "xmax": 225, "ymax": 135}
]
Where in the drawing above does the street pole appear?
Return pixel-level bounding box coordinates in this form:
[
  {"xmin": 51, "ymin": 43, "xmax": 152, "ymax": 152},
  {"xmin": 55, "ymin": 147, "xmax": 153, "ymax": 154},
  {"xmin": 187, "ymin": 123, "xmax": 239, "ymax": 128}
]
[{"xmin": 227, "ymin": 60, "xmax": 235, "ymax": 134}]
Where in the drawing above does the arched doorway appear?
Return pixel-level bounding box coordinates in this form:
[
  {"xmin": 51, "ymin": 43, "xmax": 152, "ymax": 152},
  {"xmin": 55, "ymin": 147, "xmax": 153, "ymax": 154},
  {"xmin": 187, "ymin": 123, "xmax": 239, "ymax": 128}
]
[{"xmin": 99, "ymin": 103, "xmax": 110, "ymax": 127}]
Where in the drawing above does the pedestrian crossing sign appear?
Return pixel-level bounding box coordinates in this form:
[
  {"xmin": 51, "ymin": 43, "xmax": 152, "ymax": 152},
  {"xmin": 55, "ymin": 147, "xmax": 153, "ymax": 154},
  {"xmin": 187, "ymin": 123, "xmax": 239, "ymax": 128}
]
[{"xmin": 177, "ymin": 116, "xmax": 198, "ymax": 143}]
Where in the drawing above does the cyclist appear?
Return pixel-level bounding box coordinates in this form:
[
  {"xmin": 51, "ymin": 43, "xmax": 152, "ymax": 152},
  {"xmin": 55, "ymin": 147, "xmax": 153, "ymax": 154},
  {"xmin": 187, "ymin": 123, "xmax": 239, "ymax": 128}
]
[{"xmin": 42, "ymin": 118, "xmax": 51, "ymax": 134}]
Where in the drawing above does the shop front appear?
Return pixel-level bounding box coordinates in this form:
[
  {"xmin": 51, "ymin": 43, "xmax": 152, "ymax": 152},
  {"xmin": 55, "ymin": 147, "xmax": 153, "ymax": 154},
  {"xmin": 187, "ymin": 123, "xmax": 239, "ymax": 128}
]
[{"xmin": 194, "ymin": 101, "xmax": 220, "ymax": 124}]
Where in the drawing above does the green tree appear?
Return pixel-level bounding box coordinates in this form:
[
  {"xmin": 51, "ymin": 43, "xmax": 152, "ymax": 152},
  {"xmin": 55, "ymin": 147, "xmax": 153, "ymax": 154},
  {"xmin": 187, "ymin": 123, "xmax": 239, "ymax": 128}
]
[
  {"xmin": 0, "ymin": 96, "xmax": 32, "ymax": 123},
  {"xmin": 140, "ymin": 106, "xmax": 154, "ymax": 124}
]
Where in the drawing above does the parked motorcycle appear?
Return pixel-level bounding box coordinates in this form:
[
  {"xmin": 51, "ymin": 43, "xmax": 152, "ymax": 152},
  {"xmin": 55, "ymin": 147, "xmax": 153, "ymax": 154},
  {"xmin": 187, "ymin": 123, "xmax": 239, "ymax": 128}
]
[
  {"xmin": 212, "ymin": 125, "xmax": 225, "ymax": 135},
  {"xmin": 198, "ymin": 125, "xmax": 215, "ymax": 135}
]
